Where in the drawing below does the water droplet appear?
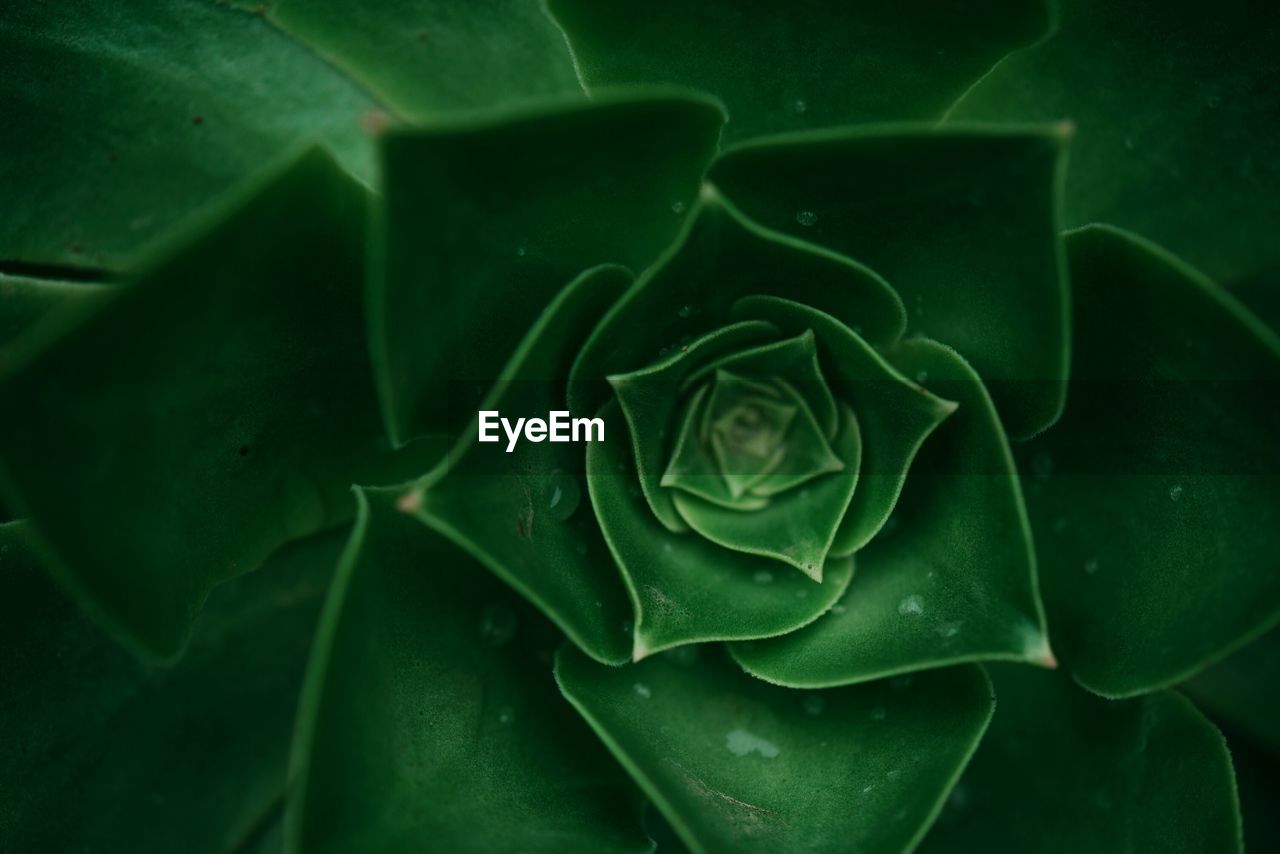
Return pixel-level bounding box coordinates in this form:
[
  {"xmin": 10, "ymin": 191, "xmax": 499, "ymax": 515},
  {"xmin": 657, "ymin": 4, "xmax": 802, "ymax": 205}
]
[
  {"xmin": 795, "ymin": 588, "xmax": 809, "ymax": 599},
  {"xmin": 753, "ymin": 569, "xmax": 774, "ymax": 584},
  {"xmin": 891, "ymin": 674, "xmax": 914, "ymax": 690},
  {"xmin": 870, "ymin": 705, "xmax": 888, "ymax": 721},
  {"xmin": 915, "ymin": 369, "xmax": 929, "ymax": 384},
  {"xmin": 543, "ymin": 472, "xmax": 581, "ymax": 521},
  {"xmin": 802, "ymin": 694, "xmax": 826, "ymax": 716},
  {"xmin": 633, "ymin": 682, "xmax": 652, "ymax": 700},
  {"xmin": 862, "ymin": 783, "xmax": 876, "ymax": 794},
  {"xmin": 886, "ymin": 769, "xmax": 902, "ymax": 780},
  {"xmin": 516, "ymin": 245, "xmax": 527, "ymax": 257},
  {"xmin": 898, "ymin": 595, "xmax": 924, "ymax": 617},
  {"xmin": 594, "ymin": 600, "xmax": 603, "ymax": 608},
  {"xmin": 621, "ymin": 619, "xmax": 634, "ymax": 636},
  {"xmin": 677, "ymin": 304, "xmax": 693, "ymax": 318},
  {"xmin": 831, "ymin": 603, "xmax": 848, "ymax": 616},
  {"xmin": 796, "ymin": 210, "xmax": 818, "ymax": 227},
  {"xmin": 497, "ymin": 706, "xmax": 515, "ymax": 725},
  {"xmin": 793, "ymin": 98, "xmax": 808, "ymax": 114},
  {"xmin": 725, "ymin": 729, "xmax": 780, "ymax": 759},
  {"xmin": 937, "ymin": 621, "xmax": 962, "ymax": 639},
  {"xmin": 1084, "ymin": 557, "xmax": 1100, "ymax": 575},
  {"xmin": 671, "ymin": 200, "xmax": 686, "ymax": 214},
  {"xmin": 478, "ymin": 604, "xmax": 517, "ymax": 647},
  {"xmin": 1169, "ymin": 484, "xmax": 1183, "ymax": 502}
]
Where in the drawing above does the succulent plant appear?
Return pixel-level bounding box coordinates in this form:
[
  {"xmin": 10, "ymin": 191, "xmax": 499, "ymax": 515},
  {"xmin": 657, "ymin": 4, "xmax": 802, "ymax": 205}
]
[{"xmin": 2, "ymin": 2, "xmax": 1278, "ymax": 852}]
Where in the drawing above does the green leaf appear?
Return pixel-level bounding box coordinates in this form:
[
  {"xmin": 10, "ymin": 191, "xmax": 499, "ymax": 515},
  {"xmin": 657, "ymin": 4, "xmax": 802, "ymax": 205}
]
[
  {"xmin": 730, "ymin": 296, "xmax": 956, "ymax": 555},
  {"xmin": 556, "ymin": 647, "xmax": 994, "ymax": 854},
  {"xmin": 0, "ymin": 519, "xmax": 342, "ymax": 853},
  {"xmin": 669, "ymin": 403, "xmax": 859, "ymax": 580},
  {"xmin": 711, "ymin": 125, "xmax": 1070, "ymax": 438},
  {"xmin": 610, "ymin": 320, "xmax": 781, "ymax": 533},
  {"xmin": 0, "ymin": 0, "xmax": 375, "ymax": 268},
  {"xmin": 404, "ymin": 264, "xmax": 636, "ymax": 665},
  {"xmin": 0, "ymin": 150, "xmax": 438, "ymax": 660},
  {"xmin": 946, "ymin": 0, "xmax": 1279, "ymax": 284},
  {"xmin": 0, "ymin": 275, "xmax": 97, "ymax": 349},
  {"xmin": 1183, "ymin": 627, "xmax": 1280, "ymax": 756},
  {"xmin": 372, "ymin": 92, "xmax": 726, "ymax": 444},
  {"xmin": 588, "ymin": 401, "xmax": 854, "ymax": 659},
  {"xmin": 917, "ymin": 664, "xmax": 1241, "ymax": 854},
  {"xmin": 268, "ymin": 0, "xmax": 583, "ymax": 120},
  {"xmin": 1021, "ymin": 225, "xmax": 1280, "ymax": 697},
  {"xmin": 547, "ymin": 0, "xmax": 1050, "ymax": 142},
  {"xmin": 570, "ymin": 188, "xmax": 906, "ymax": 418},
  {"xmin": 287, "ymin": 490, "xmax": 652, "ymax": 854},
  {"xmin": 732, "ymin": 339, "xmax": 1051, "ymax": 686}
]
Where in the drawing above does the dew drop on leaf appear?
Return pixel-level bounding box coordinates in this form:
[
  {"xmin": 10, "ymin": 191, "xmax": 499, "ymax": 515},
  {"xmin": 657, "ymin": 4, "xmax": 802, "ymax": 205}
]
[
  {"xmin": 478, "ymin": 604, "xmax": 517, "ymax": 647},
  {"xmin": 671, "ymin": 200, "xmax": 686, "ymax": 214},
  {"xmin": 897, "ymin": 595, "xmax": 924, "ymax": 616},
  {"xmin": 802, "ymin": 694, "xmax": 825, "ymax": 716},
  {"xmin": 633, "ymin": 682, "xmax": 652, "ymax": 700},
  {"xmin": 1084, "ymin": 557, "xmax": 1100, "ymax": 575},
  {"xmin": 1169, "ymin": 484, "xmax": 1184, "ymax": 502},
  {"xmin": 753, "ymin": 569, "xmax": 774, "ymax": 584},
  {"xmin": 795, "ymin": 209, "xmax": 818, "ymax": 227},
  {"xmin": 497, "ymin": 706, "xmax": 515, "ymax": 725},
  {"xmin": 870, "ymin": 705, "xmax": 888, "ymax": 721},
  {"xmin": 542, "ymin": 472, "xmax": 581, "ymax": 521},
  {"xmin": 793, "ymin": 98, "xmax": 807, "ymax": 114},
  {"xmin": 725, "ymin": 729, "xmax": 780, "ymax": 759}
]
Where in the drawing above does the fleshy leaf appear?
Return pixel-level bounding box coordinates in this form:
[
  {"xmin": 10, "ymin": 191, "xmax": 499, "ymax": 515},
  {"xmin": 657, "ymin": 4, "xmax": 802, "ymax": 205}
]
[
  {"xmin": 547, "ymin": 0, "xmax": 1050, "ymax": 142},
  {"xmin": 610, "ymin": 320, "xmax": 780, "ymax": 532},
  {"xmin": 287, "ymin": 490, "xmax": 651, "ymax": 854},
  {"xmin": 670, "ymin": 404, "xmax": 860, "ymax": 581},
  {"xmin": 0, "ymin": 275, "xmax": 98, "ymax": 349},
  {"xmin": 587, "ymin": 401, "xmax": 854, "ymax": 659},
  {"xmin": 947, "ymin": 0, "xmax": 1279, "ymax": 284},
  {"xmin": 373, "ymin": 92, "xmax": 726, "ymax": 443},
  {"xmin": 0, "ymin": 150, "xmax": 437, "ymax": 660},
  {"xmin": 732, "ymin": 339, "xmax": 1050, "ymax": 686},
  {"xmin": 918, "ymin": 664, "xmax": 1241, "ymax": 854},
  {"xmin": 556, "ymin": 646, "xmax": 994, "ymax": 854},
  {"xmin": 269, "ymin": 0, "xmax": 583, "ymax": 120},
  {"xmin": 0, "ymin": 0, "xmax": 375, "ymax": 268},
  {"xmin": 406, "ymin": 266, "xmax": 636, "ymax": 665},
  {"xmin": 1184, "ymin": 627, "xmax": 1280, "ymax": 756},
  {"xmin": 688, "ymin": 330, "xmax": 839, "ymax": 440},
  {"xmin": 0, "ymin": 519, "xmax": 342, "ymax": 853},
  {"xmin": 1020, "ymin": 225, "xmax": 1280, "ymax": 697},
  {"xmin": 571, "ymin": 188, "xmax": 906, "ymax": 417},
  {"xmin": 711, "ymin": 125, "xmax": 1070, "ymax": 437},
  {"xmin": 731, "ymin": 296, "xmax": 957, "ymax": 554}
]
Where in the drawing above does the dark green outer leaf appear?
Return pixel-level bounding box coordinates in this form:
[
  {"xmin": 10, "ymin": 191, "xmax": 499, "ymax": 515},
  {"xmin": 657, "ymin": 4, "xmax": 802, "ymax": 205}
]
[
  {"xmin": 732, "ymin": 339, "xmax": 1051, "ymax": 686},
  {"xmin": 947, "ymin": 0, "xmax": 1280, "ymax": 284},
  {"xmin": 0, "ymin": 150, "xmax": 439, "ymax": 660},
  {"xmin": 409, "ymin": 265, "xmax": 636, "ymax": 665},
  {"xmin": 548, "ymin": 0, "xmax": 1050, "ymax": 142},
  {"xmin": 0, "ymin": 519, "xmax": 342, "ymax": 853},
  {"xmin": 711, "ymin": 125, "xmax": 1070, "ymax": 438},
  {"xmin": 558, "ymin": 647, "xmax": 995, "ymax": 854},
  {"xmin": 269, "ymin": 0, "xmax": 583, "ymax": 120},
  {"xmin": 1183, "ymin": 627, "xmax": 1280, "ymax": 756},
  {"xmin": 918, "ymin": 664, "xmax": 1241, "ymax": 854},
  {"xmin": 0, "ymin": 275, "xmax": 97, "ymax": 349},
  {"xmin": 372, "ymin": 92, "xmax": 726, "ymax": 444},
  {"xmin": 287, "ymin": 490, "xmax": 652, "ymax": 854},
  {"xmin": 0, "ymin": 0, "xmax": 375, "ymax": 268},
  {"xmin": 1021, "ymin": 225, "xmax": 1280, "ymax": 697}
]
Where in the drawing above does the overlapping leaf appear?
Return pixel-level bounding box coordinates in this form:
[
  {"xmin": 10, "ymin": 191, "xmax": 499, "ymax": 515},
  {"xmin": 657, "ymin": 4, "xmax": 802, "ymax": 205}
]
[
  {"xmin": 548, "ymin": 0, "xmax": 1051, "ymax": 142},
  {"xmin": 1021, "ymin": 226, "xmax": 1280, "ymax": 697},
  {"xmin": 0, "ymin": 151, "xmax": 437, "ymax": 660},
  {"xmin": 0, "ymin": 520, "xmax": 342, "ymax": 852},
  {"xmin": 558, "ymin": 646, "xmax": 994, "ymax": 854},
  {"xmin": 287, "ymin": 490, "xmax": 651, "ymax": 853}
]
